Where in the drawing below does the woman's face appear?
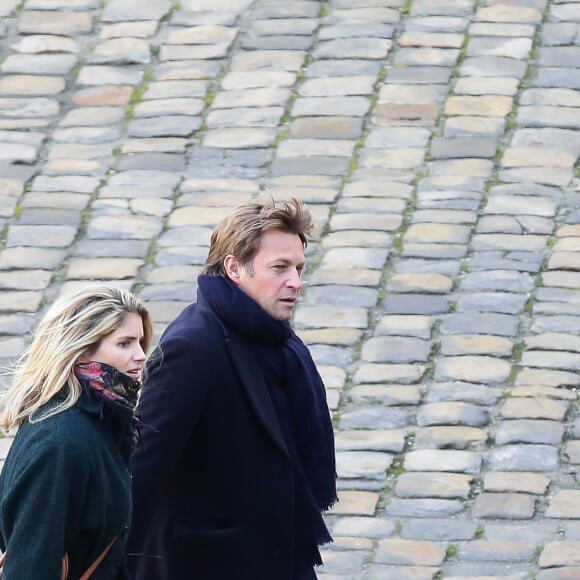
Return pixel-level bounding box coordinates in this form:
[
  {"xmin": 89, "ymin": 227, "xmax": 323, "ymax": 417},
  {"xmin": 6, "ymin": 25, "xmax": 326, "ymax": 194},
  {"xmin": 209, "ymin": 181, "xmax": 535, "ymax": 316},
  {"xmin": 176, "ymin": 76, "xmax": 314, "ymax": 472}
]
[{"xmin": 87, "ymin": 313, "xmax": 147, "ymax": 380}]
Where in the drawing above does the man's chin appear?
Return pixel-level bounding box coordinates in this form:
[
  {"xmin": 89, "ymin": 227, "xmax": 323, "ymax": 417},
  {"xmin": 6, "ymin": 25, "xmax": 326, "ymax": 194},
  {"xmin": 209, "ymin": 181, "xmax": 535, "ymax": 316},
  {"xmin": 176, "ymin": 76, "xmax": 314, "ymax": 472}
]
[{"xmin": 273, "ymin": 308, "xmax": 294, "ymax": 321}]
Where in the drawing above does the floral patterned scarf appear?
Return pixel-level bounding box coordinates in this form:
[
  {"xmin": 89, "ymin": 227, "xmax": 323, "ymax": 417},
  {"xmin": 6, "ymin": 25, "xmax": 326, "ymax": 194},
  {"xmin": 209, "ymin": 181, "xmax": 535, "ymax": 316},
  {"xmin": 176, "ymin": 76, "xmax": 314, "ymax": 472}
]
[
  {"xmin": 74, "ymin": 361, "xmax": 142, "ymax": 460},
  {"xmin": 74, "ymin": 361, "xmax": 141, "ymax": 410}
]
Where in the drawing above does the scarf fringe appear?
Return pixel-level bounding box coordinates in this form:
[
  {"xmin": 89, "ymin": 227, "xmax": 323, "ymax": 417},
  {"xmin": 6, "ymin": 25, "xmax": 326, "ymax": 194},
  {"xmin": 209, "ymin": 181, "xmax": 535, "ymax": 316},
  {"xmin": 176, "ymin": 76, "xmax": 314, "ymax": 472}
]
[{"xmin": 320, "ymin": 495, "xmax": 339, "ymax": 513}]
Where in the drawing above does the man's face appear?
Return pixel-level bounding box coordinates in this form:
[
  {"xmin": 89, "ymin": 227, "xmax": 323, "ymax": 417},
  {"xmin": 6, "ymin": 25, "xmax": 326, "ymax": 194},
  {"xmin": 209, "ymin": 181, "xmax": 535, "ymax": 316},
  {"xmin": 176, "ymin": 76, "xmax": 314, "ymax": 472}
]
[{"xmin": 228, "ymin": 229, "xmax": 305, "ymax": 321}]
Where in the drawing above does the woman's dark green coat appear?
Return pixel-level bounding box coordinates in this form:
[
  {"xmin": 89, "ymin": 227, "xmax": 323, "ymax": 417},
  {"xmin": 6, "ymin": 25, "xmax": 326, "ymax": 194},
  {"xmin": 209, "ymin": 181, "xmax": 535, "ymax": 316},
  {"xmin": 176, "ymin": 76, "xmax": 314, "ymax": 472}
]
[{"xmin": 0, "ymin": 391, "xmax": 131, "ymax": 579}]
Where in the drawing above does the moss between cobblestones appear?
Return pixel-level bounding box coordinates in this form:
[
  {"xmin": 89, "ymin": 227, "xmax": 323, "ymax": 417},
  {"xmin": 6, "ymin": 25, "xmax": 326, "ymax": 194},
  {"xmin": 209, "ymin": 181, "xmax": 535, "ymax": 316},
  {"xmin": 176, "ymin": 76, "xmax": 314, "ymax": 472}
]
[
  {"xmin": 279, "ymin": 110, "xmax": 294, "ymax": 131},
  {"xmin": 271, "ymin": 128, "xmax": 289, "ymax": 148},
  {"xmin": 386, "ymin": 458, "xmax": 405, "ymax": 478},
  {"xmin": 79, "ymin": 208, "xmax": 92, "ymax": 235},
  {"xmin": 493, "ymin": 142, "xmax": 506, "ymax": 163},
  {"xmin": 458, "ymin": 37, "xmax": 470, "ymax": 64},
  {"xmin": 374, "ymin": 494, "xmax": 387, "ymax": 517},
  {"xmin": 355, "ymin": 134, "xmax": 366, "ymax": 150},
  {"xmin": 145, "ymin": 240, "xmax": 158, "ymax": 266},
  {"xmin": 423, "ymin": 365, "xmax": 435, "ymax": 381},
  {"xmin": 450, "ymin": 36, "xmax": 471, "ymax": 81},
  {"xmin": 12, "ymin": 0, "xmax": 25, "ymax": 16},
  {"xmin": 141, "ymin": 69, "xmax": 154, "ymax": 85},
  {"xmin": 412, "ymin": 169, "xmax": 428, "ymax": 185},
  {"xmin": 376, "ymin": 65, "xmax": 387, "ymax": 85},
  {"xmin": 346, "ymin": 153, "xmax": 360, "ymax": 177},
  {"xmin": 483, "ymin": 176, "xmax": 500, "ymax": 192},
  {"xmin": 533, "ymin": 27, "xmax": 543, "ymax": 52},
  {"xmin": 342, "ymin": 135, "xmax": 367, "ymax": 182},
  {"xmin": 202, "ymin": 86, "xmax": 216, "ymax": 108},
  {"xmin": 303, "ymin": 251, "xmax": 322, "ymax": 279},
  {"xmin": 507, "ymin": 365, "xmax": 521, "ymax": 385},
  {"xmin": 340, "ymin": 374, "xmax": 355, "ymax": 394},
  {"xmin": 122, "ymin": 67, "xmax": 150, "ymax": 120},
  {"xmin": 399, "ymin": 0, "xmax": 411, "ymax": 15},
  {"xmin": 521, "ymin": 61, "xmax": 537, "ymax": 90},
  {"xmin": 431, "ymin": 340, "xmax": 441, "ymax": 358},
  {"xmin": 125, "ymin": 97, "xmax": 142, "ymax": 121},
  {"xmin": 331, "ymin": 413, "xmax": 340, "ymax": 430},
  {"xmin": 362, "ymin": 553, "xmax": 374, "ymax": 566},
  {"xmin": 392, "ymin": 233, "xmax": 403, "ymax": 255},
  {"xmin": 159, "ymin": 1, "xmax": 180, "ymax": 23},
  {"xmin": 503, "ymin": 100, "xmax": 520, "ymax": 136},
  {"xmin": 67, "ymin": 62, "xmax": 84, "ymax": 87},
  {"xmin": 445, "ymin": 545, "xmax": 457, "ymax": 560},
  {"xmin": 512, "ymin": 340, "xmax": 524, "ymax": 360}
]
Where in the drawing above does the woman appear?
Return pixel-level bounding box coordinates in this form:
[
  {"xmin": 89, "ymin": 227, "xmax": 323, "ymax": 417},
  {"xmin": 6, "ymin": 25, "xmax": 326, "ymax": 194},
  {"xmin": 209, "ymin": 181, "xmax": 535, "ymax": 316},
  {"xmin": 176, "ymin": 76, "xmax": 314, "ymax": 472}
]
[{"xmin": 0, "ymin": 285, "xmax": 152, "ymax": 579}]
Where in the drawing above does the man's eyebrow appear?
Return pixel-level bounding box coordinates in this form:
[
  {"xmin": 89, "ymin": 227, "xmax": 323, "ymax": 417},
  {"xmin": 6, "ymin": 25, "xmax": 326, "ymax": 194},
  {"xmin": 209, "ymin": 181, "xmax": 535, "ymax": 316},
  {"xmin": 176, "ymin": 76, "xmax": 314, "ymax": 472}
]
[{"xmin": 270, "ymin": 258, "xmax": 305, "ymax": 265}]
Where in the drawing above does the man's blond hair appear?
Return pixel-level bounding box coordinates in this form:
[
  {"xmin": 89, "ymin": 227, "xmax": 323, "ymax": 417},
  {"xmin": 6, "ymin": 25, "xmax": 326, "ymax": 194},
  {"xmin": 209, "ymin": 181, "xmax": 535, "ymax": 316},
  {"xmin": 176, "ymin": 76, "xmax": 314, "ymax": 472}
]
[{"xmin": 201, "ymin": 197, "xmax": 313, "ymax": 278}]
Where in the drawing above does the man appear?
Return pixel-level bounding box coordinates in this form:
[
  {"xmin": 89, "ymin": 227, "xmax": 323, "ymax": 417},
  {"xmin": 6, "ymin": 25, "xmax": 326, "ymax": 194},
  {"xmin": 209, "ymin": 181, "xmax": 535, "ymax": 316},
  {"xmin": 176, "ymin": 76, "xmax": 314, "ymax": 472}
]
[{"xmin": 127, "ymin": 197, "xmax": 337, "ymax": 580}]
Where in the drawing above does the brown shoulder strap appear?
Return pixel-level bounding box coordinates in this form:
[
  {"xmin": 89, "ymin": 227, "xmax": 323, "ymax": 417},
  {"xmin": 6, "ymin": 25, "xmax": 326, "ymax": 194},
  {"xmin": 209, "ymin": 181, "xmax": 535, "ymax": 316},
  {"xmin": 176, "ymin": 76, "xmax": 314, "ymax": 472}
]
[
  {"xmin": 62, "ymin": 554, "xmax": 69, "ymax": 580},
  {"xmin": 79, "ymin": 537, "xmax": 117, "ymax": 580}
]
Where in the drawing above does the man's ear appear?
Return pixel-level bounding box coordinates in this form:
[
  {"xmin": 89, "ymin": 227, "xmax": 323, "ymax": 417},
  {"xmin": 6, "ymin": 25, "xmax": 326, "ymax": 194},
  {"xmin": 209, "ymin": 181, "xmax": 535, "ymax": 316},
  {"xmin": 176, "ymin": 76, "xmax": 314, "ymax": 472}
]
[{"xmin": 224, "ymin": 255, "xmax": 241, "ymax": 284}]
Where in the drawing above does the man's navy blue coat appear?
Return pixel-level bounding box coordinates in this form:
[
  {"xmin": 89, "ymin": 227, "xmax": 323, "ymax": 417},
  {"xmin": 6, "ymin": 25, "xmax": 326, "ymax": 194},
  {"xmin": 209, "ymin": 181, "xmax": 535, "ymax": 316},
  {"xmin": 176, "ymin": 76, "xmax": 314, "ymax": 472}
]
[{"xmin": 126, "ymin": 296, "xmax": 302, "ymax": 580}]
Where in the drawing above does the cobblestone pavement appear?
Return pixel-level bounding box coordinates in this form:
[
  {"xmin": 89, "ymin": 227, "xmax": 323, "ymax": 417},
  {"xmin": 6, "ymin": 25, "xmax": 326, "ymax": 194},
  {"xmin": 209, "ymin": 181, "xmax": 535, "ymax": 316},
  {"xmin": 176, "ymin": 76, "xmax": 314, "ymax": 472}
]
[{"xmin": 1, "ymin": 0, "xmax": 580, "ymax": 577}]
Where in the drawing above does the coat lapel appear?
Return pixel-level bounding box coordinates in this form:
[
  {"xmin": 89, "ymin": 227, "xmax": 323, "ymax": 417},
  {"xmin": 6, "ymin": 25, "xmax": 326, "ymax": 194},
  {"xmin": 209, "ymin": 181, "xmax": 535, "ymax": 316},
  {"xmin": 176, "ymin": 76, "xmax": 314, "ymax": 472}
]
[{"xmin": 226, "ymin": 334, "xmax": 289, "ymax": 458}]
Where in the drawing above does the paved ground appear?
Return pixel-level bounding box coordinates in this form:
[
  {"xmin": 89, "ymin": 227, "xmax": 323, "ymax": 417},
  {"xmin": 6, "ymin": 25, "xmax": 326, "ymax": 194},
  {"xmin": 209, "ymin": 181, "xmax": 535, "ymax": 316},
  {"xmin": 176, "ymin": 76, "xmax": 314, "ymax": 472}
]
[{"xmin": 1, "ymin": 0, "xmax": 579, "ymax": 577}]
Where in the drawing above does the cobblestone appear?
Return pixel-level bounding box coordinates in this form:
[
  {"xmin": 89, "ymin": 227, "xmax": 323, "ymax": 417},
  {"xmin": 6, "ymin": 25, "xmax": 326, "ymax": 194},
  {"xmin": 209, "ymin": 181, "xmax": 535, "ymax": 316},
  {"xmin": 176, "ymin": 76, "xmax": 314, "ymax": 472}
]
[{"xmin": 0, "ymin": 0, "xmax": 579, "ymax": 577}]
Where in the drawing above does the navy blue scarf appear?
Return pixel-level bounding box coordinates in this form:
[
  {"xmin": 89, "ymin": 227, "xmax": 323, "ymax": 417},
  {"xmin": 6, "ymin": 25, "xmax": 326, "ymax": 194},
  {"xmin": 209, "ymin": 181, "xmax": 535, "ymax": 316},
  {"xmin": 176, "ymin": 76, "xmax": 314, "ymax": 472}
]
[{"xmin": 197, "ymin": 275, "xmax": 337, "ymax": 547}]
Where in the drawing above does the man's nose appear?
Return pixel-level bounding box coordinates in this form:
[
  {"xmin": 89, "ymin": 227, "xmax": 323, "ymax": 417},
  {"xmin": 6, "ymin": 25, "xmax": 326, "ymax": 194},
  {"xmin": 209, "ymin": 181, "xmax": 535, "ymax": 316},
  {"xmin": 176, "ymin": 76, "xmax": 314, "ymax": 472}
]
[{"xmin": 288, "ymin": 269, "xmax": 302, "ymax": 290}]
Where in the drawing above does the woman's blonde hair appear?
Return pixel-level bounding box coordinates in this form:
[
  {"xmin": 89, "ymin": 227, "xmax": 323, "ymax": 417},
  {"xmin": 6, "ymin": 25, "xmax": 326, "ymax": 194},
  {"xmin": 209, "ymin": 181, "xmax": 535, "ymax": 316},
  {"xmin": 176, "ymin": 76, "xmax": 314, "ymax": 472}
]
[
  {"xmin": 0, "ymin": 285, "xmax": 152, "ymax": 430},
  {"xmin": 201, "ymin": 196, "xmax": 313, "ymax": 278}
]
